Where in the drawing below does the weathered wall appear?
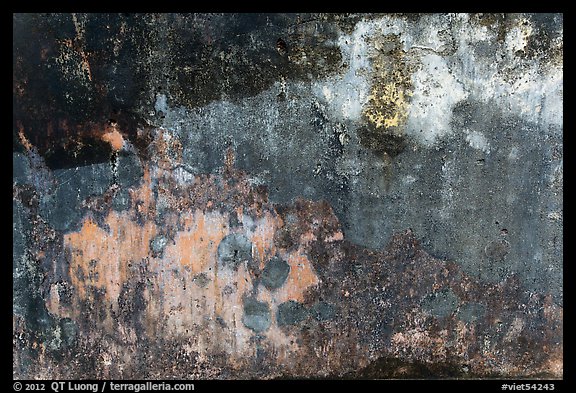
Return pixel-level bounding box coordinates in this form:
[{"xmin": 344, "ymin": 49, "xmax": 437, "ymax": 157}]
[{"xmin": 13, "ymin": 13, "xmax": 563, "ymax": 379}]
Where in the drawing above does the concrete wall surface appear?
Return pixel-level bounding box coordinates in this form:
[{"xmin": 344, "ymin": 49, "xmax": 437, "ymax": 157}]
[{"xmin": 13, "ymin": 13, "xmax": 562, "ymax": 379}]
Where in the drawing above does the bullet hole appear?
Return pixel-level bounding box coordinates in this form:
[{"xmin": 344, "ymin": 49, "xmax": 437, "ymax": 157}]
[
  {"xmin": 222, "ymin": 285, "xmax": 235, "ymax": 296},
  {"xmin": 216, "ymin": 316, "xmax": 227, "ymax": 328},
  {"xmin": 260, "ymin": 256, "xmax": 290, "ymax": 290},
  {"xmin": 500, "ymin": 228, "xmax": 508, "ymax": 236},
  {"xmin": 192, "ymin": 273, "xmax": 211, "ymax": 288}
]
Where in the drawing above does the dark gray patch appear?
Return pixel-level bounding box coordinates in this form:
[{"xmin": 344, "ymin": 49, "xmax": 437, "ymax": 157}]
[
  {"xmin": 310, "ymin": 301, "xmax": 336, "ymax": 321},
  {"xmin": 457, "ymin": 302, "xmax": 487, "ymax": 324},
  {"xmin": 13, "ymin": 201, "xmax": 27, "ymax": 273},
  {"xmin": 217, "ymin": 233, "xmax": 253, "ymax": 270},
  {"xmin": 13, "ymin": 200, "xmax": 29, "ymax": 316},
  {"xmin": 150, "ymin": 235, "xmax": 168, "ymax": 257},
  {"xmin": 109, "ymin": 151, "xmax": 143, "ymax": 212},
  {"xmin": 222, "ymin": 285, "xmax": 235, "ymax": 296},
  {"xmin": 40, "ymin": 163, "xmax": 113, "ymax": 232},
  {"xmin": 228, "ymin": 211, "xmax": 241, "ymax": 228},
  {"xmin": 111, "ymin": 187, "xmax": 132, "ymax": 211},
  {"xmin": 242, "ymin": 298, "xmax": 271, "ymax": 333},
  {"xmin": 260, "ymin": 256, "xmax": 290, "ymax": 290},
  {"xmin": 192, "ymin": 273, "xmax": 211, "ymax": 288},
  {"xmin": 422, "ymin": 289, "xmax": 459, "ymax": 318},
  {"xmin": 216, "ymin": 316, "xmax": 227, "ymax": 328},
  {"xmin": 524, "ymin": 14, "xmax": 563, "ymax": 61},
  {"xmin": 277, "ymin": 300, "xmax": 308, "ymax": 326},
  {"xmin": 59, "ymin": 317, "xmax": 78, "ymax": 348},
  {"xmin": 13, "ymin": 152, "xmax": 31, "ymax": 185}
]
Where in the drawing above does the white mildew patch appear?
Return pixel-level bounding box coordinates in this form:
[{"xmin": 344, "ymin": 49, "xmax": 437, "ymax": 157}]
[
  {"xmin": 312, "ymin": 15, "xmax": 414, "ymax": 123},
  {"xmin": 465, "ymin": 130, "xmax": 491, "ymax": 153},
  {"xmin": 406, "ymin": 53, "xmax": 468, "ymax": 146},
  {"xmin": 451, "ymin": 14, "xmax": 563, "ymax": 129},
  {"xmin": 505, "ymin": 18, "xmax": 533, "ymax": 55},
  {"xmin": 155, "ymin": 93, "xmax": 169, "ymax": 114},
  {"xmin": 156, "ymin": 14, "xmax": 562, "ymax": 153}
]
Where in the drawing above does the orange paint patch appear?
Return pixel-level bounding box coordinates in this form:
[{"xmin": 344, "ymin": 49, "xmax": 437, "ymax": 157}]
[
  {"xmin": 274, "ymin": 249, "xmax": 320, "ymax": 303},
  {"xmin": 64, "ymin": 211, "xmax": 157, "ymax": 304},
  {"xmin": 249, "ymin": 212, "xmax": 280, "ymax": 269},
  {"xmin": 163, "ymin": 209, "xmax": 228, "ymax": 274},
  {"xmin": 101, "ymin": 129, "xmax": 124, "ymax": 151},
  {"xmin": 56, "ymin": 153, "xmax": 323, "ymax": 359}
]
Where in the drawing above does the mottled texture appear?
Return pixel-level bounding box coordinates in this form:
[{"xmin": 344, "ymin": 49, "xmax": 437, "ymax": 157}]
[{"xmin": 13, "ymin": 13, "xmax": 562, "ymax": 379}]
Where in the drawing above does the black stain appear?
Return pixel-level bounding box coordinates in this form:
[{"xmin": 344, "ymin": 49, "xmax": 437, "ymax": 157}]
[
  {"xmin": 13, "ymin": 13, "xmax": 149, "ymax": 168},
  {"xmin": 13, "ymin": 13, "xmax": 345, "ymax": 170},
  {"xmin": 149, "ymin": 235, "xmax": 168, "ymax": 258},
  {"xmin": 357, "ymin": 124, "xmax": 407, "ymax": 158}
]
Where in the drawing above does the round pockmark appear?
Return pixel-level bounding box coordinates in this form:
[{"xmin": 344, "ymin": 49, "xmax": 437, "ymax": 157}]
[
  {"xmin": 242, "ymin": 298, "xmax": 271, "ymax": 333},
  {"xmin": 277, "ymin": 300, "xmax": 308, "ymax": 326},
  {"xmin": 217, "ymin": 233, "xmax": 253, "ymax": 270},
  {"xmin": 261, "ymin": 256, "xmax": 290, "ymax": 290}
]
